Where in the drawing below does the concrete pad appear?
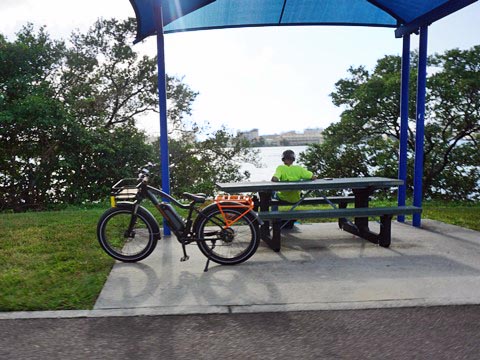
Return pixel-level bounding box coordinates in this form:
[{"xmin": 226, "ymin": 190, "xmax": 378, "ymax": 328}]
[{"xmin": 94, "ymin": 220, "xmax": 480, "ymax": 315}]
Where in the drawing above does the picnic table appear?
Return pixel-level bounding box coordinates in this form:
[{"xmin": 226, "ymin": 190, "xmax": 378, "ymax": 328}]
[{"xmin": 217, "ymin": 177, "xmax": 421, "ymax": 251}]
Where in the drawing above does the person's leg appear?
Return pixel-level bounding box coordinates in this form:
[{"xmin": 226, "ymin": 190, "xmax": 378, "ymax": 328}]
[
  {"xmin": 271, "ymin": 192, "xmax": 279, "ymax": 211},
  {"xmin": 273, "ymin": 193, "xmax": 297, "ymax": 230},
  {"xmin": 282, "ymin": 219, "xmax": 296, "ymax": 229}
]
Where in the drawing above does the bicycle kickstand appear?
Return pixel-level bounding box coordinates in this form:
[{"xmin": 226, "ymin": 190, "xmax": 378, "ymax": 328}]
[
  {"xmin": 203, "ymin": 258, "xmax": 210, "ymax": 272},
  {"xmin": 203, "ymin": 242, "xmax": 216, "ymax": 272},
  {"xmin": 180, "ymin": 243, "xmax": 190, "ymax": 262}
]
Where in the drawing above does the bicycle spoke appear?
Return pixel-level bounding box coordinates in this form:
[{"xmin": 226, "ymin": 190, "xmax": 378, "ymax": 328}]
[{"xmin": 99, "ymin": 209, "xmax": 154, "ymax": 261}]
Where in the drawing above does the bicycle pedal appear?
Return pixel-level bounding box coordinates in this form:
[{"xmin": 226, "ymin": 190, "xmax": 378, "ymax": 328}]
[{"xmin": 180, "ymin": 255, "xmax": 190, "ymax": 262}]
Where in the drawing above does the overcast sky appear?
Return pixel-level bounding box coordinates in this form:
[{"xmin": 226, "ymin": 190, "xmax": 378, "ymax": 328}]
[{"xmin": 1, "ymin": 1, "xmax": 479, "ymax": 136}]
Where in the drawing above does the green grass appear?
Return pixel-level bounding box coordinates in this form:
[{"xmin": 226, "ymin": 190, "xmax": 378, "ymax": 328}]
[
  {"xmin": 370, "ymin": 199, "xmax": 479, "ymax": 231},
  {"xmin": 0, "ymin": 208, "xmax": 114, "ymax": 311},
  {"xmin": 422, "ymin": 201, "xmax": 480, "ymax": 231},
  {"xmin": 0, "ymin": 200, "xmax": 478, "ymax": 312}
]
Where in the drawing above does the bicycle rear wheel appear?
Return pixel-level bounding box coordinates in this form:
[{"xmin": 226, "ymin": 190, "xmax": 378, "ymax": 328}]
[
  {"xmin": 97, "ymin": 207, "xmax": 158, "ymax": 262},
  {"xmin": 194, "ymin": 206, "xmax": 259, "ymax": 265}
]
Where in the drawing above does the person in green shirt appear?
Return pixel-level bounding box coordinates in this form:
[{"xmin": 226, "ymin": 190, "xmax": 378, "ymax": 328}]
[{"xmin": 271, "ymin": 149, "xmax": 317, "ymax": 203}]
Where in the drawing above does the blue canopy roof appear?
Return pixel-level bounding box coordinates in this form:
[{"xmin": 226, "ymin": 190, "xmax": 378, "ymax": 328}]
[{"xmin": 130, "ymin": 0, "xmax": 478, "ymax": 43}]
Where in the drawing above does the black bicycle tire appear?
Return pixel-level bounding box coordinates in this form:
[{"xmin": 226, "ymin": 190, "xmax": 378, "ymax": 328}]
[
  {"xmin": 194, "ymin": 206, "xmax": 259, "ymax": 265},
  {"xmin": 97, "ymin": 207, "xmax": 158, "ymax": 262}
]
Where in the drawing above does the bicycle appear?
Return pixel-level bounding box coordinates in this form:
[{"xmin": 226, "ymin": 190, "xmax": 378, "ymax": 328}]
[{"xmin": 96, "ymin": 163, "xmax": 261, "ymax": 271}]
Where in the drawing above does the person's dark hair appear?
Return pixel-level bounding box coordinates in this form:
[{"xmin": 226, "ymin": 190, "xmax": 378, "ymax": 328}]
[{"xmin": 282, "ymin": 150, "xmax": 295, "ymax": 162}]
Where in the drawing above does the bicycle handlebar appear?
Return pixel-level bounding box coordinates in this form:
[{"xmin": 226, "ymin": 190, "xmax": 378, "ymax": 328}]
[{"xmin": 137, "ymin": 162, "xmax": 157, "ymax": 181}]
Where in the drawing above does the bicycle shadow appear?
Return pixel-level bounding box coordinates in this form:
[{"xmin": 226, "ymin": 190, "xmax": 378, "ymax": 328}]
[
  {"xmin": 176, "ymin": 264, "xmax": 285, "ymax": 307},
  {"xmin": 94, "ymin": 262, "xmax": 160, "ymax": 309},
  {"xmin": 95, "ymin": 236, "xmax": 285, "ymax": 310}
]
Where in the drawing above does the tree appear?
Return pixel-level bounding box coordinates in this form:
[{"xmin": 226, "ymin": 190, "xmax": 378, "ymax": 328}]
[
  {"xmin": 0, "ymin": 26, "xmax": 72, "ymax": 210},
  {"xmin": 0, "ymin": 22, "xmax": 192, "ymax": 210},
  {"xmin": 154, "ymin": 127, "xmax": 257, "ymax": 197},
  {"xmin": 0, "ymin": 21, "xmax": 257, "ymax": 210},
  {"xmin": 425, "ymin": 48, "xmax": 480, "ymax": 198},
  {"xmin": 300, "ymin": 47, "xmax": 480, "ymax": 200},
  {"xmin": 58, "ymin": 18, "xmax": 198, "ymax": 133}
]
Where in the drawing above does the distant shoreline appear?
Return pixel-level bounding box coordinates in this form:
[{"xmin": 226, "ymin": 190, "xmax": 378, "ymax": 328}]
[{"xmin": 248, "ymin": 142, "xmax": 318, "ymax": 148}]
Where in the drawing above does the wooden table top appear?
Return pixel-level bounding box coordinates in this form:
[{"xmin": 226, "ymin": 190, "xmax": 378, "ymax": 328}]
[{"xmin": 217, "ymin": 177, "xmax": 403, "ymax": 193}]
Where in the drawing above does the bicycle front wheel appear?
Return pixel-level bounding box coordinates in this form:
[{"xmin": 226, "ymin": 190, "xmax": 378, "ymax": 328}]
[
  {"xmin": 195, "ymin": 206, "xmax": 259, "ymax": 265},
  {"xmin": 97, "ymin": 207, "xmax": 158, "ymax": 262}
]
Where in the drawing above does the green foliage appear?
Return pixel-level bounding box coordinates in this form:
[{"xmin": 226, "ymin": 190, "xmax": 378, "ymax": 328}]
[
  {"xmin": 62, "ymin": 18, "xmax": 159, "ymax": 128},
  {"xmin": 57, "ymin": 125, "xmax": 156, "ymax": 205},
  {"xmin": 0, "ymin": 23, "xmax": 159, "ymax": 210},
  {"xmin": 60, "ymin": 18, "xmax": 197, "ymax": 131},
  {"xmin": 1, "ymin": 26, "xmax": 70, "ymax": 210},
  {"xmin": 154, "ymin": 128, "xmax": 257, "ymax": 196},
  {"xmin": 301, "ymin": 142, "xmax": 369, "ymax": 178},
  {"xmin": 1, "ymin": 19, "xmax": 254, "ymax": 210},
  {"xmin": 301, "ymin": 47, "xmax": 480, "ymax": 201}
]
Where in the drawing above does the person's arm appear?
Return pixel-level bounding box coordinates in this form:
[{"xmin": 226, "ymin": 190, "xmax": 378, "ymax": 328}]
[
  {"xmin": 301, "ymin": 167, "xmax": 315, "ymax": 181},
  {"xmin": 271, "ymin": 166, "xmax": 282, "ymax": 182}
]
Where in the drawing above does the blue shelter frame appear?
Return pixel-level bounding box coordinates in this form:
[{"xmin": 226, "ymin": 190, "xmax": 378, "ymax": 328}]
[{"xmin": 128, "ymin": 0, "xmax": 478, "ymax": 233}]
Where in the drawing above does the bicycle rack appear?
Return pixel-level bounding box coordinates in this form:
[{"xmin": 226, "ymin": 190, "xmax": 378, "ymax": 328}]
[{"xmin": 214, "ymin": 194, "xmax": 254, "ymax": 227}]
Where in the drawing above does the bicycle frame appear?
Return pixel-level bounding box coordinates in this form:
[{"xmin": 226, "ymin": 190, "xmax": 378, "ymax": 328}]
[
  {"xmin": 104, "ymin": 172, "xmax": 261, "ymax": 271},
  {"xmin": 137, "ymin": 182, "xmax": 197, "ymax": 240},
  {"xmin": 111, "ymin": 178, "xmax": 257, "ymax": 245}
]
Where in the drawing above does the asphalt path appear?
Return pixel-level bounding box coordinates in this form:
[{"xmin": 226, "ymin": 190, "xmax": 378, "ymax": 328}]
[{"xmin": 1, "ymin": 305, "xmax": 479, "ymax": 359}]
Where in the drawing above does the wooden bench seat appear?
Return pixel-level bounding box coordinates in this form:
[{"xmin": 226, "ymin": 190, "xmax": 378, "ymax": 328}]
[
  {"xmin": 259, "ymin": 205, "xmax": 422, "ymax": 220},
  {"xmin": 258, "ymin": 205, "xmax": 422, "ymax": 251}
]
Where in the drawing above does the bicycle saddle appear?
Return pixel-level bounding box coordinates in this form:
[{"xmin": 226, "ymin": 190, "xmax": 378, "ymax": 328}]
[{"xmin": 183, "ymin": 192, "xmax": 207, "ymax": 203}]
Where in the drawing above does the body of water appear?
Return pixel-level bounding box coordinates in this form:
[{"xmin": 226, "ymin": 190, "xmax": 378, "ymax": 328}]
[{"xmin": 241, "ymin": 146, "xmax": 308, "ymax": 182}]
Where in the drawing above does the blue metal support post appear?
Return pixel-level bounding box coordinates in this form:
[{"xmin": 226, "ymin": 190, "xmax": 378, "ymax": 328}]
[
  {"xmin": 397, "ymin": 34, "xmax": 410, "ymax": 223},
  {"xmin": 155, "ymin": 5, "xmax": 171, "ymax": 235},
  {"xmin": 413, "ymin": 26, "xmax": 428, "ymax": 227}
]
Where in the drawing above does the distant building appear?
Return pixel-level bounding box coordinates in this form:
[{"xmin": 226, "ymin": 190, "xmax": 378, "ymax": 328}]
[
  {"xmin": 240, "ymin": 128, "xmax": 324, "ymax": 146},
  {"xmin": 279, "ymin": 128, "xmax": 324, "ymax": 146},
  {"xmin": 237, "ymin": 129, "xmax": 259, "ymax": 141}
]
